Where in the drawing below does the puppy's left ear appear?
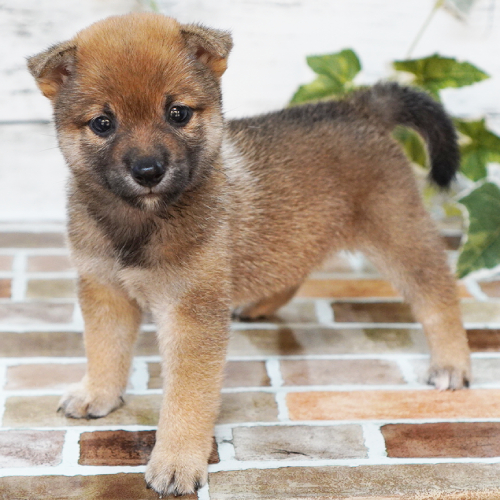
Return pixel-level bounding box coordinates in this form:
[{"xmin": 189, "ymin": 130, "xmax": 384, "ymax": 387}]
[
  {"xmin": 181, "ymin": 24, "xmax": 233, "ymax": 79},
  {"xmin": 27, "ymin": 40, "xmax": 77, "ymax": 100}
]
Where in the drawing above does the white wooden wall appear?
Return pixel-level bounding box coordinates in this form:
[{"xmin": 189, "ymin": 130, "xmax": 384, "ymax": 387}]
[{"xmin": 0, "ymin": 0, "xmax": 498, "ymax": 221}]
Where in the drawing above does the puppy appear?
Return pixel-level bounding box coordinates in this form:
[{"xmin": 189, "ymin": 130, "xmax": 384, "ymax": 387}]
[{"xmin": 28, "ymin": 12, "xmax": 470, "ymax": 497}]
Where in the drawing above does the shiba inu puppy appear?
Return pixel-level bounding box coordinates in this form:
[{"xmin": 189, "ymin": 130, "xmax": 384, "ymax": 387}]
[{"xmin": 28, "ymin": 13, "xmax": 470, "ymax": 496}]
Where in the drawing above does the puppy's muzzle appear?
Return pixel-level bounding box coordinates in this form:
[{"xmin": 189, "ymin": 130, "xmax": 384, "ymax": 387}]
[{"xmin": 131, "ymin": 157, "xmax": 166, "ymax": 188}]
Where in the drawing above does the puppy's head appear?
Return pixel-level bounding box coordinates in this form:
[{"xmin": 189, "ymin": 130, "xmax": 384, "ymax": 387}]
[{"xmin": 27, "ymin": 13, "xmax": 232, "ymax": 210}]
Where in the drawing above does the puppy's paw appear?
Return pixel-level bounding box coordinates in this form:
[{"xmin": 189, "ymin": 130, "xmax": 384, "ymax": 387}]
[
  {"xmin": 145, "ymin": 445, "xmax": 207, "ymax": 497},
  {"xmin": 58, "ymin": 382, "xmax": 124, "ymax": 419},
  {"xmin": 427, "ymin": 365, "xmax": 470, "ymax": 390}
]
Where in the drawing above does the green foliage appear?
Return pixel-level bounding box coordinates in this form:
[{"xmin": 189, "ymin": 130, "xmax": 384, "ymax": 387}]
[
  {"xmin": 457, "ymin": 182, "xmax": 500, "ymax": 277},
  {"xmin": 290, "ymin": 47, "xmax": 500, "ymax": 278},
  {"xmin": 290, "ymin": 50, "xmax": 360, "ymax": 104},
  {"xmin": 393, "ymin": 54, "xmax": 489, "ymax": 100},
  {"xmin": 455, "ymin": 118, "xmax": 500, "ymax": 181}
]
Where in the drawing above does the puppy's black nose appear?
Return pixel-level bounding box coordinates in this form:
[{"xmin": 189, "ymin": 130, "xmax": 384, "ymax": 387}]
[{"xmin": 131, "ymin": 158, "xmax": 166, "ymax": 188}]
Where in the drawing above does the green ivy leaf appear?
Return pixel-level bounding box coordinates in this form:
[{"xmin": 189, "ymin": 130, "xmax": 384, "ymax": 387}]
[
  {"xmin": 306, "ymin": 50, "xmax": 361, "ymax": 87},
  {"xmin": 392, "ymin": 126, "xmax": 428, "ymax": 168},
  {"xmin": 457, "ymin": 182, "xmax": 500, "ymax": 277},
  {"xmin": 393, "ymin": 54, "xmax": 489, "ymax": 99},
  {"xmin": 455, "ymin": 118, "xmax": 500, "ymax": 182},
  {"xmin": 290, "ymin": 49, "xmax": 361, "ymax": 105}
]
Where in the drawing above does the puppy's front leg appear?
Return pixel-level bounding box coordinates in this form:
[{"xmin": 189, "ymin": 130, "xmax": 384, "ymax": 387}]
[
  {"xmin": 145, "ymin": 283, "xmax": 230, "ymax": 496},
  {"xmin": 59, "ymin": 275, "xmax": 142, "ymax": 418}
]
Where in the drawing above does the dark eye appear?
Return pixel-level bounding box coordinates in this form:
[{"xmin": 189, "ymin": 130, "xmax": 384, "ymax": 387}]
[
  {"xmin": 167, "ymin": 105, "xmax": 193, "ymax": 126},
  {"xmin": 89, "ymin": 115, "xmax": 114, "ymax": 137}
]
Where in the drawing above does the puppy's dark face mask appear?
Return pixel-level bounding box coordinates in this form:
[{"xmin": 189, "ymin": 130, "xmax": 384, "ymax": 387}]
[{"xmin": 27, "ymin": 14, "xmax": 232, "ymax": 212}]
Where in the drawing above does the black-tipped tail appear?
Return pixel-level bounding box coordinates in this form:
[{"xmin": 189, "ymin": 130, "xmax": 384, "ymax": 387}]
[{"xmin": 351, "ymin": 83, "xmax": 460, "ymax": 188}]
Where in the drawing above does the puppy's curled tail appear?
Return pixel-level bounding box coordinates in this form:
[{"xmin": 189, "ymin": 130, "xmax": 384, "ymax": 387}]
[{"xmin": 351, "ymin": 82, "xmax": 459, "ymax": 188}]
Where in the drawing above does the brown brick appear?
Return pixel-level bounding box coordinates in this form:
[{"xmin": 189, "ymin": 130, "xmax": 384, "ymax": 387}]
[
  {"xmin": 297, "ymin": 279, "xmax": 471, "ymax": 299},
  {"xmin": 0, "ymin": 302, "xmax": 74, "ymax": 324},
  {"xmin": 5, "ymin": 363, "xmax": 86, "ymax": 390},
  {"xmin": 208, "ymin": 464, "xmax": 500, "ymax": 499},
  {"xmin": 0, "ymin": 430, "xmax": 65, "ymax": 467},
  {"xmin": 27, "ymin": 255, "xmax": 72, "ymax": 272},
  {"xmin": 218, "ymin": 392, "xmax": 278, "ymax": 424},
  {"xmin": 228, "ymin": 327, "xmax": 428, "ymax": 357},
  {"xmin": 468, "ymin": 329, "xmax": 500, "ymax": 352},
  {"xmin": 462, "ymin": 302, "xmax": 500, "ymax": 323},
  {"xmin": 281, "ymin": 359, "xmax": 404, "ymax": 386},
  {"xmin": 79, "ymin": 430, "xmax": 219, "ymax": 466},
  {"xmin": 148, "ymin": 361, "xmax": 270, "ymax": 389},
  {"xmin": 478, "ymin": 281, "xmax": 500, "ymax": 298},
  {"xmin": 0, "ymin": 474, "xmax": 164, "ymax": 499},
  {"xmin": 297, "ymin": 279, "xmax": 399, "ymax": 298},
  {"xmin": 332, "ymin": 302, "xmax": 414, "ymax": 323},
  {"xmin": 26, "ymin": 278, "xmax": 77, "ymax": 299},
  {"xmin": 287, "ymin": 389, "xmax": 500, "ymax": 421},
  {"xmin": 232, "ymin": 425, "xmax": 366, "ymax": 461},
  {"xmin": 2, "ymin": 395, "xmax": 161, "ymax": 427},
  {"xmin": 0, "ymin": 332, "xmax": 84, "ymax": 357},
  {"xmin": 443, "ymin": 234, "xmax": 463, "ymax": 250},
  {"xmin": 383, "ymin": 422, "xmax": 500, "ymax": 458},
  {"xmin": 0, "ymin": 279, "xmax": 11, "ymax": 298},
  {"xmin": 0, "ymin": 255, "xmax": 13, "ymax": 271},
  {"xmin": 0, "ymin": 232, "xmax": 65, "ymax": 248}
]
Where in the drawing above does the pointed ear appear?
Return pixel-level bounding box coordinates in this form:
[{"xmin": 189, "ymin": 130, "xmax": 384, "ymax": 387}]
[
  {"xmin": 180, "ymin": 24, "xmax": 233, "ymax": 79},
  {"xmin": 27, "ymin": 40, "xmax": 77, "ymax": 100}
]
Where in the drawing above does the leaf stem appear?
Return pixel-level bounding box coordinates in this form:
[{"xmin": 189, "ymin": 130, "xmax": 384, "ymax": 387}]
[{"xmin": 406, "ymin": 0, "xmax": 445, "ymax": 58}]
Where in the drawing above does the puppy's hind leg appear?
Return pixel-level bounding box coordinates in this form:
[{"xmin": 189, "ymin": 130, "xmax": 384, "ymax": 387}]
[
  {"xmin": 233, "ymin": 285, "xmax": 300, "ymax": 321},
  {"xmin": 358, "ymin": 190, "xmax": 470, "ymax": 390},
  {"xmin": 59, "ymin": 275, "xmax": 142, "ymax": 418}
]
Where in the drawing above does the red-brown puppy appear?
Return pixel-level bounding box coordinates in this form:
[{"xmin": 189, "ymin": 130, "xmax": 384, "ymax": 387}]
[{"xmin": 28, "ymin": 13, "xmax": 470, "ymax": 496}]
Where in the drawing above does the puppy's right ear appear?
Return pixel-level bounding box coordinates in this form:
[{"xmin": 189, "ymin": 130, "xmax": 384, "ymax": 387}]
[{"xmin": 27, "ymin": 41, "xmax": 76, "ymax": 100}]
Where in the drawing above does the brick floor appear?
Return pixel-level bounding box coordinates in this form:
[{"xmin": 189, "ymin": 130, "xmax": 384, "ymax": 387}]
[{"xmin": 2, "ymin": 226, "xmax": 500, "ymax": 499}]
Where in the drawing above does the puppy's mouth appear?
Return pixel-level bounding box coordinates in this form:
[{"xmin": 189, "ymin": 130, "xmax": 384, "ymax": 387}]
[{"xmin": 104, "ymin": 163, "xmax": 191, "ymax": 212}]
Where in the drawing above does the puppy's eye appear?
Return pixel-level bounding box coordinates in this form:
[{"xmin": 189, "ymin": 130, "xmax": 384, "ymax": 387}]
[
  {"xmin": 167, "ymin": 105, "xmax": 193, "ymax": 126},
  {"xmin": 88, "ymin": 115, "xmax": 114, "ymax": 137}
]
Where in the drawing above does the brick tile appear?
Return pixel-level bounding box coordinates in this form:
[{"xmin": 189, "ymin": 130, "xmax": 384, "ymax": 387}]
[
  {"xmin": 0, "ymin": 232, "xmax": 65, "ymax": 248},
  {"xmin": 0, "ymin": 332, "xmax": 84, "ymax": 357},
  {"xmin": 208, "ymin": 464, "xmax": 500, "ymax": 499},
  {"xmin": 297, "ymin": 279, "xmax": 399, "ymax": 298},
  {"xmin": 27, "ymin": 255, "xmax": 72, "ymax": 272},
  {"xmin": 26, "ymin": 278, "xmax": 77, "ymax": 299},
  {"xmin": 3, "ymin": 392, "xmax": 276, "ymax": 427},
  {"xmin": 228, "ymin": 327, "xmax": 428, "ymax": 357},
  {"xmin": 479, "ymin": 281, "xmax": 500, "ymax": 298},
  {"xmin": 149, "ymin": 361, "xmax": 270, "ymax": 389},
  {"xmin": 411, "ymin": 357, "xmax": 500, "ymax": 386},
  {"xmin": 0, "ymin": 302, "xmax": 74, "ymax": 324},
  {"xmin": 281, "ymin": 359, "xmax": 404, "ymax": 386},
  {"xmin": 0, "ymin": 255, "xmax": 13, "ymax": 271},
  {"xmin": 462, "ymin": 302, "xmax": 500, "ymax": 323},
  {"xmin": 232, "ymin": 424, "xmax": 366, "ymax": 460},
  {"xmin": 2, "ymin": 395, "xmax": 161, "ymax": 427},
  {"xmin": 332, "ymin": 302, "xmax": 414, "ymax": 323},
  {"xmin": 382, "ymin": 422, "xmax": 500, "ymax": 458},
  {"xmin": 135, "ymin": 331, "xmax": 158, "ymax": 356},
  {"xmin": 268, "ymin": 301, "xmax": 317, "ymax": 323},
  {"xmin": 5, "ymin": 363, "xmax": 86, "ymax": 390},
  {"xmin": 287, "ymin": 389, "xmax": 500, "ymax": 421},
  {"xmin": 79, "ymin": 430, "xmax": 219, "ymax": 466},
  {"xmin": 297, "ymin": 279, "xmax": 471, "ymax": 299},
  {"xmin": 218, "ymin": 392, "xmax": 278, "ymax": 424},
  {"xmin": 467, "ymin": 329, "xmax": 500, "ymax": 352},
  {"xmin": 0, "ymin": 279, "xmax": 10, "ymax": 298},
  {"xmin": 0, "ymin": 430, "xmax": 65, "ymax": 467},
  {"xmin": 0, "ymin": 474, "xmax": 163, "ymax": 499}
]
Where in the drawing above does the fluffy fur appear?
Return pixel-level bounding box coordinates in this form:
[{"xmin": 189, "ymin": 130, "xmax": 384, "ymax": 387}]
[{"xmin": 28, "ymin": 13, "xmax": 470, "ymax": 496}]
